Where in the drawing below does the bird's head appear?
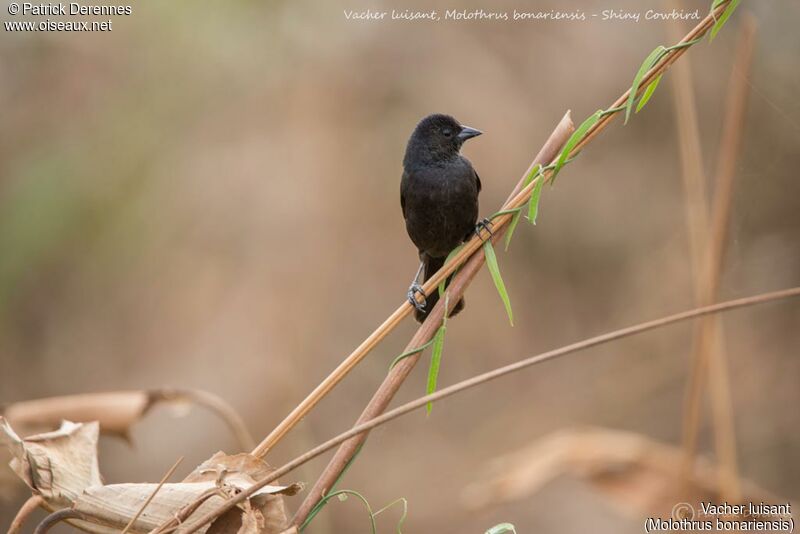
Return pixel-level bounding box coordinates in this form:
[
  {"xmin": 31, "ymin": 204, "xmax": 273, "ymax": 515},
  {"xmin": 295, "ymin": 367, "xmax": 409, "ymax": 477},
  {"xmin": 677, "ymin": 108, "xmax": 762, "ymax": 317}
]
[{"xmin": 404, "ymin": 114, "xmax": 482, "ymax": 165}]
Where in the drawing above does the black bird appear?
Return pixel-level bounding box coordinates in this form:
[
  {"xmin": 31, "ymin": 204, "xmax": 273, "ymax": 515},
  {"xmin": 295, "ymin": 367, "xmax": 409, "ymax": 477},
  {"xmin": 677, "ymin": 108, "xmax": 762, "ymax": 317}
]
[{"xmin": 400, "ymin": 114, "xmax": 485, "ymax": 322}]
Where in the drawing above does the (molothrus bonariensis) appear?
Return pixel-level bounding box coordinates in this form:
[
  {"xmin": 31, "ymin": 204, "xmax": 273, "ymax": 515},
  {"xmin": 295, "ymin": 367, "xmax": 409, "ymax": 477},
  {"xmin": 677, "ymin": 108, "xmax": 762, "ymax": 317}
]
[{"xmin": 400, "ymin": 113, "xmax": 486, "ymax": 322}]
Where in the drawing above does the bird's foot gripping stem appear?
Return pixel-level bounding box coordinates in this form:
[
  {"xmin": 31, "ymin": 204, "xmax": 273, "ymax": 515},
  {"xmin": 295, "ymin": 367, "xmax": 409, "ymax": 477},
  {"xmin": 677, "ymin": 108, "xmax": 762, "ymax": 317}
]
[
  {"xmin": 407, "ymin": 283, "xmax": 427, "ymax": 312},
  {"xmin": 474, "ymin": 218, "xmax": 494, "ymax": 241}
]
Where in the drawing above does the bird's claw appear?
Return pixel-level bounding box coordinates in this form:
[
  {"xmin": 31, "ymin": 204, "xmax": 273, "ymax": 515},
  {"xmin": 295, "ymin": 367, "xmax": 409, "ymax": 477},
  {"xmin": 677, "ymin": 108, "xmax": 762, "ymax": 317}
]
[
  {"xmin": 475, "ymin": 218, "xmax": 494, "ymax": 241},
  {"xmin": 407, "ymin": 283, "xmax": 427, "ymax": 312}
]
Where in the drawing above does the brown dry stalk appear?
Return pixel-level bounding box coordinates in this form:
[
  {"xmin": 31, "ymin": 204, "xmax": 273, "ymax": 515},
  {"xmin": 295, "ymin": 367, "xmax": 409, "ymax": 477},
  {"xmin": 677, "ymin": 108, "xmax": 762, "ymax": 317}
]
[
  {"xmin": 149, "ymin": 488, "xmax": 220, "ymax": 534},
  {"xmin": 680, "ymin": 14, "xmax": 757, "ymax": 498},
  {"xmin": 667, "ymin": 0, "xmax": 710, "ymax": 265},
  {"xmin": 7, "ymin": 495, "xmax": 44, "ymax": 534},
  {"xmin": 252, "ymin": 0, "xmax": 735, "ymax": 459},
  {"xmin": 120, "ymin": 457, "xmax": 184, "ymax": 534},
  {"xmin": 667, "ymin": 0, "xmax": 731, "ymax": 499},
  {"xmin": 32, "ymin": 509, "xmax": 92, "ymax": 534},
  {"xmin": 178, "ymin": 286, "xmax": 800, "ymax": 534}
]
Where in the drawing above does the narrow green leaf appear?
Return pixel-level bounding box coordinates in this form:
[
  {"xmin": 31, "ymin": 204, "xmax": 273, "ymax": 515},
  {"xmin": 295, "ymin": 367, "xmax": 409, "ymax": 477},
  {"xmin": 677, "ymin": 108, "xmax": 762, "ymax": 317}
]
[
  {"xmin": 625, "ymin": 46, "xmax": 665, "ymax": 124},
  {"xmin": 486, "ymin": 524, "xmax": 517, "ymax": 534},
  {"xmin": 483, "ymin": 241, "xmax": 513, "ymax": 326},
  {"xmin": 523, "ymin": 163, "xmax": 542, "ymax": 188},
  {"xmin": 600, "ymin": 104, "xmax": 626, "ymax": 117},
  {"xmin": 664, "ymin": 36, "xmax": 705, "ymax": 53},
  {"xmin": 438, "ymin": 244, "xmax": 465, "ymax": 297},
  {"xmin": 527, "ymin": 176, "xmax": 544, "ymax": 225},
  {"xmin": 551, "ymin": 110, "xmax": 602, "ymax": 183},
  {"xmin": 503, "ymin": 208, "xmax": 523, "ymax": 251},
  {"xmin": 504, "ymin": 163, "xmax": 542, "ymax": 250},
  {"xmin": 636, "ymin": 73, "xmax": 663, "ymax": 113},
  {"xmin": 425, "ymin": 324, "xmax": 446, "ymax": 414},
  {"xmin": 490, "ymin": 208, "xmax": 524, "ymax": 219},
  {"xmin": 426, "ymin": 295, "xmax": 449, "ymax": 414},
  {"xmin": 389, "ymin": 338, "xmax": 435, "ymax": 369},
  {"xmin": 710, "ymin": 0, "xmax": 740, "ymax": 41},
  {"xmin": 503, "ymin": 163, "xmax": 543, "ymax": 246},
  {"xmin": 710, "ymin": 0, "xmax": 729, "ymax": 21}
]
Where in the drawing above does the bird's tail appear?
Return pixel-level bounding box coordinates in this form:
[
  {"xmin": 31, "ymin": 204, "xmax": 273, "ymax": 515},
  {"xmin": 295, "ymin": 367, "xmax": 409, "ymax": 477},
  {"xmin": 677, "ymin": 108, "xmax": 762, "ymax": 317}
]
[{"xmin": 416, "ymin": 254, "xmax": 465, "ymax": 323}]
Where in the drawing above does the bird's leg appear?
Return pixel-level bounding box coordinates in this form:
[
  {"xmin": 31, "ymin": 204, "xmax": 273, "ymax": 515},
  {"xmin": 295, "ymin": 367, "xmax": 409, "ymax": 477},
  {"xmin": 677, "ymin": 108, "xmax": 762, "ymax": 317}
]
[
  {"xmin": 407, "ymin": 262, "xmax": 427, "ymax": 312},
  {"xmin": 474, "ymin": 217, "xmax": 494, "ymax": 241}
]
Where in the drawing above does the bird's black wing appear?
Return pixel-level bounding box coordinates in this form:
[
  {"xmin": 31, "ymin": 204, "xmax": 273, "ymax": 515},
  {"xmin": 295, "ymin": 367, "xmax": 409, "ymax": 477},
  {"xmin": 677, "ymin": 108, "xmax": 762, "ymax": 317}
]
[{"xmin": 474, "ymin": 169, "xmax": 482, "ymax": 193}]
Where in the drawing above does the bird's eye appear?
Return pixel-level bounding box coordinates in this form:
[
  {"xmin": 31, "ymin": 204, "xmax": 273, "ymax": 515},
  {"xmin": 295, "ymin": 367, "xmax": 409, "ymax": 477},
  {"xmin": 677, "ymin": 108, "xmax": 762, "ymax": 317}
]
[{"xmin": 442, "ymin": 128, "xmax": 452, "ymax": 137}]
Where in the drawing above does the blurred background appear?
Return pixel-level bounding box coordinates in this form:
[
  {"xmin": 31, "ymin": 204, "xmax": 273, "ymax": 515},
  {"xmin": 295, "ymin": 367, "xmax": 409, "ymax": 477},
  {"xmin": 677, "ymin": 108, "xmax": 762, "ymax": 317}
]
[{"xmin": 1, "ymin": 0, "xmax": 798, "ymax": 531}]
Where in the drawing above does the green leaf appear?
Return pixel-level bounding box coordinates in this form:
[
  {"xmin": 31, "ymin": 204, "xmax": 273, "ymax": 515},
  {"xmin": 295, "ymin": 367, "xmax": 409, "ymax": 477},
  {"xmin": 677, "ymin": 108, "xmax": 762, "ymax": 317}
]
[
  {"xmin": 710, "ymin": 0, "xmax": 728, "ymax": 20},
  {"xmin": 710, "ymin": 0, "xmax": 740, "ymax": 41},
  {"xmin": 625, "ymin": 46, "xmax": 666, "ymax": 124},
  {"xmin": 426, "ymin": 323, "xmax": 446, "ymax": 414},
  {"xmin": 438, "ymin": 244, "xmax": 465, "ymax": 297},
  {"xmin": 483, "ymin": 241, "xmax": 513, "ymax": 326},
  {"xmin": 523, "ymin": 163, "xmax": 542, "ymax": 188},
  {"xmin": 389, "ymin": 338, "xmax": 435, "ymax": 369},
  {"xmin": 527, "ymin": 175, "xmax": 544, "ymax": 225},
  {"xmin": 551, "ymin": 110, "xmax": 602, "ymax": 183},
  {"xmin": 503, "ymin": 208, "xmax": 523, "ymax": 251},
  {"xmin": 635, "ymin": 73, "xmax": 663, "ymax": 113},
  {"xmin": 505, "ymin": 164, "xmax": 542, "ymax": 250},
  {"xmin": 486, "ymin": 523, "xmax": 517, "ymax": 534},
  {"xmin": 425, "ymin": 294, "xmax": 448, "ymax": 414}
]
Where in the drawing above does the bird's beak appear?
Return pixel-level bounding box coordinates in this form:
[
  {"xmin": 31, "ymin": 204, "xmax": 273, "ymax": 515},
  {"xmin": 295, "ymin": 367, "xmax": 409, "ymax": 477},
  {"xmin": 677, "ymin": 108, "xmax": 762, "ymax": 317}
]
[{"xmin": 457, "ymin": 126, "xmax": 483, "ymax": 141}]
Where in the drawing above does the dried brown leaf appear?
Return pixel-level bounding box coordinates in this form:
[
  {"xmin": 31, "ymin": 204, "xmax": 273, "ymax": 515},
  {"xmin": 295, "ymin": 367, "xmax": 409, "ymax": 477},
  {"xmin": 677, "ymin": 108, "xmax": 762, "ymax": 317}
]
[
  {"xmin": 188, "ymin": 452, "xmax": 300, "ymax": 534},
  {"xmin": 72, "ymin": 480, "xmax": 295, "ymax": 533},
  {"xmin": 69, "ymin": 452, "xmax": 299, "ymax": 533},
  {"xmin": 1, "ymin": 419, "xmax": 296, "ymax": 534},
  {"xmin": 237, "ymin": 506, "xmax": 264, "ymax": 534},
  {"xmin": 206, "ymin": 503, "xmax": 265, "ymax": 534},
  {"xmin": 0, "ymin": 417, "xmax": 101, "ymax": 506},
  {"xmin": 3, "ymin": 391, "xmax": 150, "ymax": 439},
  {"xmin": 462, "ymin": 427, "xmax": 779, "ymax": 519},
  {"xmin": 2, "ymin": 389, "xmax": 255, "ymax": 450}
]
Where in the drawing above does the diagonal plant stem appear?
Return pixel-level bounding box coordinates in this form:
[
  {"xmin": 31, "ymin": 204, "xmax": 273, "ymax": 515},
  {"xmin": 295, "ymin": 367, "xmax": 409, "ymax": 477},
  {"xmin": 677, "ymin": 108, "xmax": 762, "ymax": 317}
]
[
  {"xmin": 120, "ymin": 456, "xmax": 184, "ymax": 534},
  {"xmin": 33, "ymin": 509, "xmax": 93, "ymax": 534},
  {"xmin": 8, "ymin": 495, "xmax": 44, "ymax": 534},
  {"xmin": 177, "ymin": 286, "xmax": 800, "ymax": 534},
  {"xmin": 667, "ymin": 0, "xmax": 710, "ymax": 268}
]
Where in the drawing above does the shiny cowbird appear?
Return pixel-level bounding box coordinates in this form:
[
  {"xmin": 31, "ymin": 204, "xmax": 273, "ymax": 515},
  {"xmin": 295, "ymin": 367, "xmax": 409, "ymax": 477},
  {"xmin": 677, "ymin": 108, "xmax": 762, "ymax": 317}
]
[{"xmin": 400, "ymin": 113, "xmax": 485, "ymax": 322}]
